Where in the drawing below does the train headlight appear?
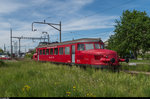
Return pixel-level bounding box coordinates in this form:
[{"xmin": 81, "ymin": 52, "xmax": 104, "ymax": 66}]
[{"xmin": 104, "ymin": 55, "xmax": 108, "ymax": 58}]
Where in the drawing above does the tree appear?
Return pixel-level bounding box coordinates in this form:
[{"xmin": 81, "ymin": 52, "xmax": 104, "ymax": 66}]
[
  {"xmin": 0, "ymin": 48, "xmax": 3, "ymax": 53},
  {"xmin": 107, "ymin": 10, "xmax": 150, "ymax": 59}
]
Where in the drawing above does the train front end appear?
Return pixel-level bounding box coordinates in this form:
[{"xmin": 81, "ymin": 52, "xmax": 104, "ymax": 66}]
[
  {"xmin": 90, "ymin": 49, "xmax": 129, "ymax": 70},
  {"xmin": 78, "ymin": 42, "xmax": 129, "ymax": 70}
]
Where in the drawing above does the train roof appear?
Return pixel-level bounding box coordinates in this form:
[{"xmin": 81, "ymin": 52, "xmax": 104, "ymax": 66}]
[{"xmin": 36, "ymin": 38, "xmax": 103, "ymax": 48}]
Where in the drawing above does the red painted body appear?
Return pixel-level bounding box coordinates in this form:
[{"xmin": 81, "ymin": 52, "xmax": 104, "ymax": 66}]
[
  {"xmin": 33, "ymin": 38, "xmax": 127, "ymax": 68},
  {"xmin": 0, "ymin": 55, "xmax": 11, "ymax": 60}
]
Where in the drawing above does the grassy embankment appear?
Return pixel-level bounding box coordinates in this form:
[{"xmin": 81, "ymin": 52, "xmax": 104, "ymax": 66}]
[
  {"xmin": 0, "ymin": 59, "xmax": 150, "ymax": 97},
  {"xmin": 121, "ymin": 59, "xmax": 150, "ymax": 72}
]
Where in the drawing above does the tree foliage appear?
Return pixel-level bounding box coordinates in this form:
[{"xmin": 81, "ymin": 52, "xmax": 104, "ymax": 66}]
[
  {"xmin": 0, "ymin": 48, "xmax": 3, "ymax": 53},
  {"xmin": 107, "ymin": 10, "xmax": 150, "ymax": 59}
]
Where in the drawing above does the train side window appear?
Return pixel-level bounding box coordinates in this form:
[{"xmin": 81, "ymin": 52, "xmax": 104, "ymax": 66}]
[
  {"xmin": 77, "ymin": 44, "xmax": 85, "ymax": 51},
  {"xmin": 101, "ymin": 45, "xmax": 104, "ymax": 49},
  {"xmin": 59, "ymin": 47, "xmax": 63, "ymax": 55},
  {"xmin": 40, "ymin": 50, "xmax": 42, "ymax": 55},
  {"xmin": 43, "ymin": 49, "xmax": 45, "ymax": 55},
  {"xmin": 54, "ymin": 48, "xmax": 58, "ymax": 55},
  {"xmin": 85, "ymin": 44, "xmax": 94, "ymax": 50},
  {"xmin": 95, "ymin": 44, "xmax": 100, "ymax": 49},
  {"xmin": 65, "ymin": 47, "xmax": 70, "ymax": 55},
  {"xmin": 50, "ymin": 49, "xmax": 53, "ymax": 55},
  {"xmin": 46, "ymin": 49, "xmax": 49, "ymax": 55}
]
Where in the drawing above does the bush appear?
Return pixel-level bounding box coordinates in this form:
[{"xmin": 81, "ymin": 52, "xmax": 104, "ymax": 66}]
[
  {"xmin": 24, "ymin": 53, "xmax": 33, "ymax": 59},
  {"xmin": 144, "ymin": 54, "xmax": 150, "ymax": 60}
]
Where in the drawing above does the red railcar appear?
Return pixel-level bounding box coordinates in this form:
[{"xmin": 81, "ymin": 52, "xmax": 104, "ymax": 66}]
[
  {"xmin": 33, "ymin": 38, "xmax": 128, "ymax": 70},
  {"xmin": 0, "ymin": 55, "xmax": 11, "ymax": 60}
]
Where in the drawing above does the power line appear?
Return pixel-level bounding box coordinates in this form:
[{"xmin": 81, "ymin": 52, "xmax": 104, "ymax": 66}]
[
  {"xmin": 59, "ymin": 0, "xmax": 134, "ymax": 40},
  {"xmin": 62, "ymin": 32, "xmax": 113, "ymax": 40},
  {"xmin": 81, "ymin": 0, "xmax": 134, "ymax": 19}
]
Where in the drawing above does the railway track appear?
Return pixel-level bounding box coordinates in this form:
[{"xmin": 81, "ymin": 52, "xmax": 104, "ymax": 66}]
[{"xmin": 122, "ymin": 70, "xmax": 150, "ymax": 75}]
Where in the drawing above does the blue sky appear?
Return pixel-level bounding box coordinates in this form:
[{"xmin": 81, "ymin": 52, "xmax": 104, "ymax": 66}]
[{"xmin": 0, "ymin": 0, "xmax": 150, "ymax": 53}]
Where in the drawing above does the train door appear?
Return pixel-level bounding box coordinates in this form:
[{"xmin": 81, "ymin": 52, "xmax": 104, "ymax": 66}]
[
  {"xmin": 71, "ymin": 45, "xmax": 75, "ymax": 63},
  {"xmin": 38, "ymin": 49, "xmax": 39, "ymax": 61}
]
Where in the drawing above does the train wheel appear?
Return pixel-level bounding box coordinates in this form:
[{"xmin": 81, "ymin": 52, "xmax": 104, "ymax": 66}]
[
  {"xmin": 95, "ymin": 67, "xmax": 99, "ymax": 72},
  {"xmin": 113, "ymin": 66, "xmax": 116, "ymax": 72},
  {"xmin": 113, "ymin": 66, "xmax": 120, "ymax": 73},
  {"xmin": 83, "ymin": 66, "xmax": 86, "ymax": 70},
  {"xmin": 117, "ymin": 66, "xmax": 120, "ymax": 73}
]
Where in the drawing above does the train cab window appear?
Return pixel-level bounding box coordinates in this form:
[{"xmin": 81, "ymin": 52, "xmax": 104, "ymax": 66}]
[
  {"xmin": 54, "ymin": 48, "xmax": 58, "ymax": 55},
  {"xmin": 50, "ymin": 49, "xmax": 53, "ymax": 55},
  {"xmin": 77, "ymin": 44, "xmax": 85, "ymax": 51},
  {"xmin": 101, "ymin": 45, "xmax": 104, "ymax": 49},
  {"xmin": 95, "ymin": 44, "xmax": 100, "ymax": 49},
  {"xmin": 46, "ymin": 49, "xmax": 49, "ymax": 55},
  {"xmin": 43, "ymin": 49, "xmax": 45, "ymax": 55},
  {"xmin": 40, "ymin": 50, "xmax": 42, "ymax": 55},
  {"xmin": 59, "ymin": 47, "xmax": 63, "ymax": 55},
  {"xmin": 65, "ymin": 47, "xmax": 70, "ymax": 55},
  {"xmin": 85, "ymin": 44, "xmax": 94, "ymax": 50}
]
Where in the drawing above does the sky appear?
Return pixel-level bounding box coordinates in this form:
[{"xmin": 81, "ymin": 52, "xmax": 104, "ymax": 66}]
[{"xmin": 0, "ymin": 0, "xmax": 150, "ymax": 53}]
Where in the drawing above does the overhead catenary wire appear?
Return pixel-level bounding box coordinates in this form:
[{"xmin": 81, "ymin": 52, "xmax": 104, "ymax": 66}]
[
  {"xmin": 8, "ymin": 0, "xmax": 135, "ymax": 46},
  {"xmin": 59, "ymin": 0, "xmax": 135, "ymax": 40},
  {"xmin": 81, "ymin": 0, "xmax": 134, "ymax": 19},
  {"xmin": 62, "ymin": 32, "xmax": 113, "ymax": 40}
]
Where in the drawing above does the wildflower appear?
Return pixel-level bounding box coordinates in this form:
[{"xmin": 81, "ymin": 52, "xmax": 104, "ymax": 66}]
[
  {"xmin": 66, "ymin": 92, "xmax": 71, "ymax": 96},
  {"xmin": 86, "ymin": 93, "xmax": 96, "ymax": 97},
  {"xmin": 86, "ymin": 93, "xmax": 90, "ymax": 96},
  {"xmin": 73, "ymin": 86, "xmax": 76, "ymax": 89},
  {"xmin": 22, "ymin": 85, "xmax": 31, "ymax": 92},
  {"xmin": 22, "ymin": 88, "xmax": 25, "ymax": 91},
  {"xmin": 73, "ymin": 86, "xmax": 76, "ymax": 91}
]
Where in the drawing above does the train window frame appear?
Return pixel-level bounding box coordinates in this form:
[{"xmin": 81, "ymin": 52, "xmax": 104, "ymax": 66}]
[
  {"xmin": 77, "ymin": 43, "xmax": 85, "ymax": 51},
  {"xmin": 40, "ymin": 50, "xmax": 42, "ymax": 55},
  {"xmin": 95, "ymin": 43, "xmax": 100, "ymax": 49},
  {"xmin": 101, "ymin": 44, "xmax": 104, "ymax": 49},
  {"xmin": 65, "ymin": 47, "xmax": 70, "ymax": 55},
  {"xmin": 50, "ymin": 48, "xmax": 53, "ymax": 55},
  {"xmin": 85, "ymin": 43, "xmax": 94, "ymax": 50},
  {"xmin": 43, "ymin": 49, "xmax": 46, "ymax": 55},
  {"xmin": 59, "ymin": 47, "xmax": 63, "ymax": 55},
  {"xmin": 54, "ymin": 48, "xmax": 58, "ymax": 55},
  {"xmin": 46, "ymin": 49, "xmax": 49, "ymax": 55}
]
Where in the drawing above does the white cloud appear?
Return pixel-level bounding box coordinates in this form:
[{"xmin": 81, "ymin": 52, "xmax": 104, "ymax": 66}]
[
  {"xmin": 62, "ymin": 15, "xmax": 117, "ymax": 31},
  {"xmin": 0, "ymin": 0, "xmax": 118, "ymax": 52},
  {"xmin": 0, "ymin": 0, "xmax": 26, "ymax": 14}
]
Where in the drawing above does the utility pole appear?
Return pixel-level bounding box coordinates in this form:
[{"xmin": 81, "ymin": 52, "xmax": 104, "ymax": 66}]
[
  {"xmin": 60, "ymin": 21, "xmax": 61, "ymax": 42},
  {"xmin": 32, "ymin": 20, "xmax": 62, "ymax": 42},
  {"xmin": 18, "ymin": 38, "xmax": 21, "ymax": 57},
  {"xmin": 10, "ymin": 28, "xmax": 13, "ymax": 58},
  {"xmin": 25, "ymin": 45, "xmax": 26, "ymax": 53},
  {"xmin": 4, "ymin": 44, "xmax": 6, "ymax": 53},
  {"xmin": 12, "ymin": 36, "xmax": 49, "ymax": 57},
  {"xmin": 48, "ymin": 34, "xmax": 50, "ymax": 42}
]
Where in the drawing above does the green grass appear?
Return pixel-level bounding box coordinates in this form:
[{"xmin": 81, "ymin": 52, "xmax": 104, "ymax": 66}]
[
  {"xmin": 121, "ymin": 63, "xmax": 150, "ymax": 72},
  {"xmin": 129, "ymin": 59, "xmax": 150, "ymax": 63},
  {"xmin": 121, "ymin": 59, "xmax": 150, "ymax": 72},
  {"xmin": 1, "ymin": 60, "xmax": 150, "ymax": 97}
]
